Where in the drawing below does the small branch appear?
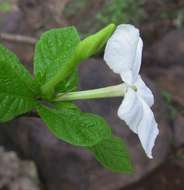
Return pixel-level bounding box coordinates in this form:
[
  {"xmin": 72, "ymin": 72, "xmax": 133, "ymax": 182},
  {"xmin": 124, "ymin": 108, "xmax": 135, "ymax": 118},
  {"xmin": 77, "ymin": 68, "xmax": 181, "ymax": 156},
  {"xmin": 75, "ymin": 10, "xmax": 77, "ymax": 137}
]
[{"xmin": 0, "ymin": 32, "xmax": 37, "ymax": 45}]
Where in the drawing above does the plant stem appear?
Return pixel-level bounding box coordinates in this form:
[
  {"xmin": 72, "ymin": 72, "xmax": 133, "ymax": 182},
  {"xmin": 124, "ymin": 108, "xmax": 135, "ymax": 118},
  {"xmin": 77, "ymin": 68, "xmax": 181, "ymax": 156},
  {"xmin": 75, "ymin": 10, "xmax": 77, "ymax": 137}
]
[{"xmin": 54, "ymin": 83, "xmax": 126, "ymax": 102}]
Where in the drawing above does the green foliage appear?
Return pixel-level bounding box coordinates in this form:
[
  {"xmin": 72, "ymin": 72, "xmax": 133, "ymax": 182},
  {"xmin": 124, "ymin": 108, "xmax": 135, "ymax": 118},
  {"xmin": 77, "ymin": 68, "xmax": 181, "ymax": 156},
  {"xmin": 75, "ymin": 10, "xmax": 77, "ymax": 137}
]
[
  {"xmin": 160, "ymin": 7, "xmax": 184, "ymax": 29},
  {"xmin": 161, "ymin": 90, "xmax": 178, "ymax": 119},
  {"xmin": 162, "ymin": 90, "xmax": 172, "ymax": 104},
  {"xmin": 0, "ymin": 24, "xmax": 132, "ymax": 173},
  {"xmin": 90, "ymin": 136, "xmax": 133, "ymax": 172},
  {"xmin": 96, "ymin": 0, "xmax": 145, "ymax": 26},
  {"xmin": 35, "ymin": 25, "xmax": 115, "ymax": 99},
  {"xmin": 37, "ymin": 104, "xmax": 112, "ymax": 146},
  {"xmin": 162, "ymin": 90, "xmax": 184, "ymax": 120},
  {"xmin": 34, "ymin": 27, "xmax": 80, "ymax": 87},
  {"xmin": 0, "ymin": 44, "xmax": 38, "ymax": 122},
  {"xmin": 55, "ymin": 69, "xmax": 79, "ymax": 93},
  {"xmin": 54, "ymin": 101, "xmax": 80, "ymax": 111},
  {"xmin": 0, "ymin": 0, "xmax": 11, "ymax": 12}
]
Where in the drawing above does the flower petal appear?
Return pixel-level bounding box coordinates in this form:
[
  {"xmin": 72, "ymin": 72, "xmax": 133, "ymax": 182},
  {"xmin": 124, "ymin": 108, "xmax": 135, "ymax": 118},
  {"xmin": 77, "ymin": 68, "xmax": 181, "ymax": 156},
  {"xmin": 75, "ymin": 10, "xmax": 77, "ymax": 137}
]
[
  {"xmin": 104, "ymin": 24, "xmax": 143, "ymax": 84},
  {"xmin": 118, "ymin": 88, "xmax": 143, "ymax": 134},
  {"xmin": 118, "ymin": 87, "xmax": 158, "ymax": 158},
  {"xmin": 131, "ymin": 38, "xmax": 143, "ymax": 82},
  {"xmin": 137, "ymin": 99, "xmax": 159, "ymax": 158},
  {"xmin": 135, "ymin": 75, "xmax": 154, "ymax": 107}
]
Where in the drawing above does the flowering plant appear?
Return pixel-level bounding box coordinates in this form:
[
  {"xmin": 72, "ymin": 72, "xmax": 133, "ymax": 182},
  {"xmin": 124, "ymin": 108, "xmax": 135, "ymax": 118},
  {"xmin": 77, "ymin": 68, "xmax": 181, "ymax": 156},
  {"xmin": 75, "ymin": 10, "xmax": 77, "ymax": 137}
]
[{"xmin": 0, "ymin": 23, "xmax": 158, "ymax": 172}]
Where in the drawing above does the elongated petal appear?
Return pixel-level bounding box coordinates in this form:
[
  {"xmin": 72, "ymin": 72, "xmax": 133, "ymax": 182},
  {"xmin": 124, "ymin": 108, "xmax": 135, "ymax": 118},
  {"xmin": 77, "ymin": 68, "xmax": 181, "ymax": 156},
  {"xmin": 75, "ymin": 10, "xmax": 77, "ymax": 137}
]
[
  {"xmin": 137, "ymin": 99, "xmax": 159, "ymax": 158},
  {"xmin": 104, "ymin": 24, "xmax": 143, "ymax": 84},
  {"xmin": 117, "ymin": 88, "xmax": 143, "ymax": 134},
  {"xmin": 118, "ymin": 88, "xmax": 158, "ymax": 158},
  {"xmin": 131, "ymin": 39, "xmax": 143, "ymax": 81},
  {"xmin": 135, "ymin": 75, "xmax": 154, "ymax": 107}
]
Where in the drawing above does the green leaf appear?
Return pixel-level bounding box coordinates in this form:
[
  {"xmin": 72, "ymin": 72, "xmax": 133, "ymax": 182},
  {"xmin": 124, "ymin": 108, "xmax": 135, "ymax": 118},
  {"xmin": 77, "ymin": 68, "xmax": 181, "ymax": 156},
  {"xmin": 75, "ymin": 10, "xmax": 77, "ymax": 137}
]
[
  {"xmin": 55, "ymin": 69, "xmax": 79, "ymax": 93},
  {"xmin": 89, "ymin": 136, "xmax": 133, "ymax": 172},
  {"xmin": 0, "ymin": 1, "xmax": 11, "ymax": 12},
  {"xmin": 34, "ymin": 27, "xmax": 80, "ymax": 86},
  {"xmin": 37, "ymin": 25, "xmax": 116, "ymax": 99},
  {"xmin": 0, "ymin": 44, "xmax": 38, "ymax": 122},
  {"xmin": 37, "ymin": 104, "xmax": 111, "ymax": 146},
  {"xmin": 54, "ymin": 101, "xmax": 80, "ymax": 111}
]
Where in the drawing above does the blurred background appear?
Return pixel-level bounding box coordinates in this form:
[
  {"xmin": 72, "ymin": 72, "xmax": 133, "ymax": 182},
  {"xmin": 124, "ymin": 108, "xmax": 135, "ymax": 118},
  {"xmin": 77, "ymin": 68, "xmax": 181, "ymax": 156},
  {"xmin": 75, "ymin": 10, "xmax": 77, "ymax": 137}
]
[{"xmin": 0, "ymin": 0, "xmax": 184, "ymax": 189}]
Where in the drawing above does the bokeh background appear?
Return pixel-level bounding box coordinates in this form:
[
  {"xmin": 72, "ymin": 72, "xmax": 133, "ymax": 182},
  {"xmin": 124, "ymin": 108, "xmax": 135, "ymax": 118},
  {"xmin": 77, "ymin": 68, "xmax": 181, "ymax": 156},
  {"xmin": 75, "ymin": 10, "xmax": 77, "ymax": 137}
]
[{"xmin": 0, "ymin": 0, "xmax": 184, "ymax": 189}]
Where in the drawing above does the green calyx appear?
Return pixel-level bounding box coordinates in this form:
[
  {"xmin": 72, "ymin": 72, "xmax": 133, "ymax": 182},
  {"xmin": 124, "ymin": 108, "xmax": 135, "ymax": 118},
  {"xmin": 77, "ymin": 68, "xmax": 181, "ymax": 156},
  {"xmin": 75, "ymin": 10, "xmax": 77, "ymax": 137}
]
[{"xmin": 74, "ymin": 23, "xmax": 116, "ymax": 62}]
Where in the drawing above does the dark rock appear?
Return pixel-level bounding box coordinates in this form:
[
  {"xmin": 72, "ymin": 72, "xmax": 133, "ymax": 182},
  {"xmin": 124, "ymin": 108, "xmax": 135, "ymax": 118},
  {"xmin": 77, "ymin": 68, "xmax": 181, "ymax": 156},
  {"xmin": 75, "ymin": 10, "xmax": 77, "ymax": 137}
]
[
  {"xmin": 143, "ymin": 29, "xmax": 184, "ymax": 108},
  {"xmin": 143, "ymin": 29, "xmax": 184, "ymax": 70},
  {"xmin": 0, "ymin": 118, "xmax": 90, "ymax": 190},
  {"xmin": 0, "ymin": 147, "xmax": 40, "ymax": 190},
  {"xmin": 154, "ymin": 65, "xmax": 184, "ymax": 107},
  {"xmin": 173, "ymin": 114, "xmax": 184, "ymax": 147},
  {"xmin": 0, "ymin": 59, "xmax": 172, "ymax": 190}
]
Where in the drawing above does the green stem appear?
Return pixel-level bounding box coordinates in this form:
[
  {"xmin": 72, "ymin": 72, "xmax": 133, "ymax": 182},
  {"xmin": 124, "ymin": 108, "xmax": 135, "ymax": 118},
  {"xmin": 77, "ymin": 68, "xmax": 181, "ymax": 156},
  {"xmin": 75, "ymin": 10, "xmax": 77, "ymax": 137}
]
[{"xmin": 54, "ymin": 83, "xmax": 126, "ymax": 102}]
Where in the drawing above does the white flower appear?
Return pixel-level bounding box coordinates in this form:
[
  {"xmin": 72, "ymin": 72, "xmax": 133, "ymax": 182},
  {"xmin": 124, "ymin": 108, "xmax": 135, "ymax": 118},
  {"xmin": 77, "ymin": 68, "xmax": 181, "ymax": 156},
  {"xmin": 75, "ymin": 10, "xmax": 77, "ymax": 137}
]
[{"xmin": 104, "ymin": 24, "xmax": 159, "ymax": 158}]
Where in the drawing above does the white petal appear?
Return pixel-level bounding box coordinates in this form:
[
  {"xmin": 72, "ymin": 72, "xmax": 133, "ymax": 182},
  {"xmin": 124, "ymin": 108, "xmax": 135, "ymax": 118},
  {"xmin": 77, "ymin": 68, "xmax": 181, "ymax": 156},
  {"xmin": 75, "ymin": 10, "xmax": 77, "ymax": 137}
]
[
  {"xmin": 135, "ymin": 75, "xmax": 154, "ymax": 107},
  {"xmin": 137, "ymin": 99, "xmax": 159, "ymax": 158},
  {"xmin": 117, "ymin": 87, "xmax": 158, "ymax": 158},
  {"xmin": 104, "ymin": 24, "xmax": 143, "ymax": 84},
  {"xmin": 131, "ymin": 38, "xmax": 143, "ymax": 81},
  {"xmin": 118, "ymin": 88, "xmax": 143, "ymax": 134}
]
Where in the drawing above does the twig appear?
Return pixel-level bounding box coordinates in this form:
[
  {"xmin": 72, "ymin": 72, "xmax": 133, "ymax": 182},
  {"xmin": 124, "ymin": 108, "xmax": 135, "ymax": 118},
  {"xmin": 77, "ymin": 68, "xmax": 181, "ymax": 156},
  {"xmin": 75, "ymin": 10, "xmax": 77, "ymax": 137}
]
[{"xmin": 0, "ymin": 32, "xmax": 36, "ymax": 45}]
